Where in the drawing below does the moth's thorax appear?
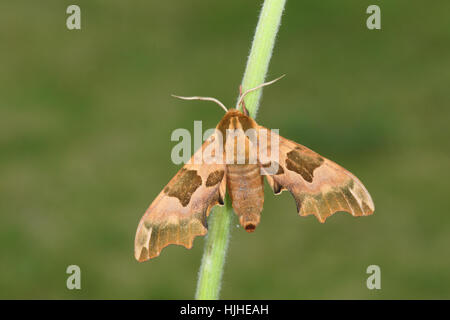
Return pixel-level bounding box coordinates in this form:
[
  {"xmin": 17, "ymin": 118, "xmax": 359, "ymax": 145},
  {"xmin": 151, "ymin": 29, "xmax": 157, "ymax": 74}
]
[
  {"xmin": 216, "ymin": 109, "xmax": 258, "ymax": 134},
  {"xmin": 212, "ymin": 109, "xmax": 260, "ymax": 164}
]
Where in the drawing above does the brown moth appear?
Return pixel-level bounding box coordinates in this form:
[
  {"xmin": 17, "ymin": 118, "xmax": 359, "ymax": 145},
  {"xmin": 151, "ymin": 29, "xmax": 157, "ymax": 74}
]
[{"xmin": 134, "ymin": 81, "xmax": 374, "ymax": 262}]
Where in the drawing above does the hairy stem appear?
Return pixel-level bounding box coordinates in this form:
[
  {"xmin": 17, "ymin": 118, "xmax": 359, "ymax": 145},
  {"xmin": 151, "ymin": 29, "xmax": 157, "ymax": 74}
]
[
  {"xmin": 195, "ymin": 196, "xmax": 232, "ymax": 300},
  {"xmin": 240, "ymin": 0, "xmax": 286, "ymax": 117},
  {"xmin": 195, "ymin": 0, "xmax": 286, "ymax": 300}
]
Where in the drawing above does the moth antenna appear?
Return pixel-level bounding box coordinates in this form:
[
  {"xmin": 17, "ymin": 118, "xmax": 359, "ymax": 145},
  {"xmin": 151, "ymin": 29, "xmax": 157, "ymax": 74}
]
[
  {"xmin": 171, "ymin": 95, "xmax": 228, "ymax": 113},
  {"xmin": 236, "ymin": 74, "xmax": 286, "ymax": 110}
]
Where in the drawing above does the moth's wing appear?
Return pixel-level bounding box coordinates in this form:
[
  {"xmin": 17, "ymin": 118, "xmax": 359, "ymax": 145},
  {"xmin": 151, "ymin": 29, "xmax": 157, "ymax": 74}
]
[
  {"xmin": 135, "ymin": 137, "xmax": 226, "ymax": 261},
  {"xmin": 259, "ymin": 126, "xmax": 374, "ymax": 223}
]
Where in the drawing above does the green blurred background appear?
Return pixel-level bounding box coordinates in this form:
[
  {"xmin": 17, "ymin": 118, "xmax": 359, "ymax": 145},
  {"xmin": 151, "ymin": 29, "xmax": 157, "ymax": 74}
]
[{"xmin": 1, "ymin": 0, "xmax": 450, "ymax": 299}]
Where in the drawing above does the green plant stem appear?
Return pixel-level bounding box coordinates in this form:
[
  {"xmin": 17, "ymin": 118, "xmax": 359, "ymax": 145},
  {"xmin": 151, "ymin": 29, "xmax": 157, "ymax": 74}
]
[
  {"xmin": 195, "ymin": 0, "xmax": 286, "ymax": 300},
  {"xmin": 241, "ymin": 0, "xmax": 286, "ymax": 117},
  {"xmin": 195, "ymin": 196, "xmax": 232, "ymax": 300}
]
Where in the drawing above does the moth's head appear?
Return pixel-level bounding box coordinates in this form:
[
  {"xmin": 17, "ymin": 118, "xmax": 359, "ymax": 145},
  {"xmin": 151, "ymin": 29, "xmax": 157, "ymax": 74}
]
[{"xmin": 223, "ymin": 108, "xmax": 243, "ymax": 116}]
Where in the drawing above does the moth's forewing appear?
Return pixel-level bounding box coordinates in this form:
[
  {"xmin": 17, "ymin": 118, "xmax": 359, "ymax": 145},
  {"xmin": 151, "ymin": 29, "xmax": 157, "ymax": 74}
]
[
  {"xmin": 134, "ymin": 136, "xmax": 226, "ymax": 261},
  {"xmin": 259, "ymin": 125, "xmax": 374, "ymax": 222}
]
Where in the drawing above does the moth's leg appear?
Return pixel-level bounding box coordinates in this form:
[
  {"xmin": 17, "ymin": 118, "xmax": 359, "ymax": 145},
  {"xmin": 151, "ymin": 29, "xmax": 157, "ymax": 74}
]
[{"xmin": 238, "ymin": 85, "xmax": 249, "ymax": 116}]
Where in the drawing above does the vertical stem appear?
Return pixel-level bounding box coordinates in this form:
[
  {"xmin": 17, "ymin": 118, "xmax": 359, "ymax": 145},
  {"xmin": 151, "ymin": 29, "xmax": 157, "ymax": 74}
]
[
  {"xmin": 195, "ymin": 0, "xmax": 286, "ymax": 300},
  {"xmin": 195, "ymin": 196, "xmax": 232, "ymax": 300},
  {"xmin": 240, "ymin": 0, "xmax": 286, "ymax": 117}
]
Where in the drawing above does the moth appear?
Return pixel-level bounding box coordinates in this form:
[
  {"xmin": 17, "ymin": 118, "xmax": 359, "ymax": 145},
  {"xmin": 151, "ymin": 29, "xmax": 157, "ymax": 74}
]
[{"xmin": 135, "ymin": 79, "xmax": 374, "ymax": 262}]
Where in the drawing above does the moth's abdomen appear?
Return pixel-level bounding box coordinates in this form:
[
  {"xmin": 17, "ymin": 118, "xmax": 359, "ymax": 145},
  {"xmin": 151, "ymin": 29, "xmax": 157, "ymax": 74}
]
[{"xmin": 226, "ymin": 164, "xmax": 264, "ymax": 232}]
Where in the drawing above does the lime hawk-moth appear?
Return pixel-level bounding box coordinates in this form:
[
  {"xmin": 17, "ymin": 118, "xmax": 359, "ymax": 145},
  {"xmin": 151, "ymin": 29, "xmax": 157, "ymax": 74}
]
[{"xmin": 134, "ymin": 83, "xmax": 374, "ymax": 262}]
